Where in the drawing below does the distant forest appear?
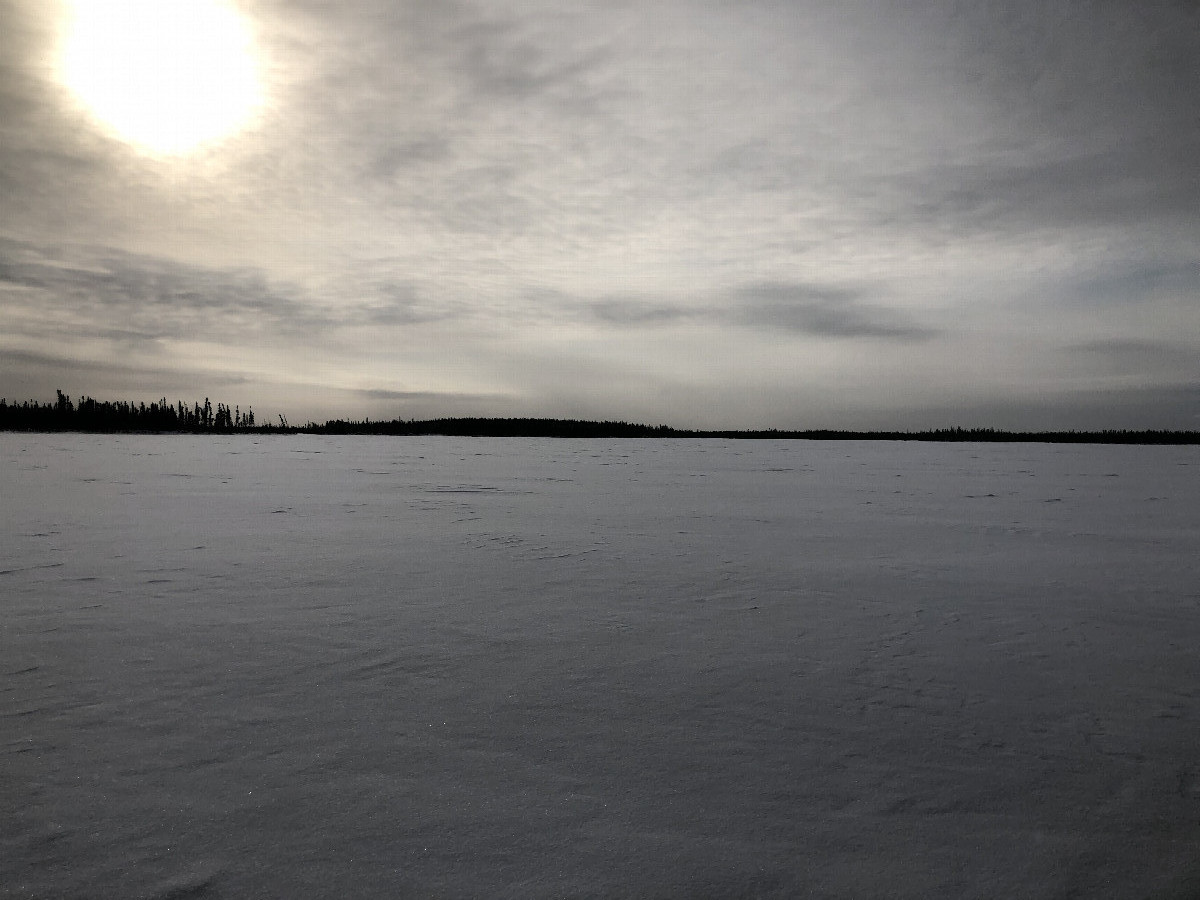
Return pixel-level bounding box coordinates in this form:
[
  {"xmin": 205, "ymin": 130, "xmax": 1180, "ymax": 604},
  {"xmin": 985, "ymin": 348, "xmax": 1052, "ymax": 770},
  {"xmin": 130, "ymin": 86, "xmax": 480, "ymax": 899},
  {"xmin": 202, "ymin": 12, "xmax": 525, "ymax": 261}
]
[
  {"xmin": 1, "ymin": 391, "xmax": 1198, "ymax": 444},
  {"xmin": 0, "ymin": 391, "xmax": 257, "ymax": 433}
]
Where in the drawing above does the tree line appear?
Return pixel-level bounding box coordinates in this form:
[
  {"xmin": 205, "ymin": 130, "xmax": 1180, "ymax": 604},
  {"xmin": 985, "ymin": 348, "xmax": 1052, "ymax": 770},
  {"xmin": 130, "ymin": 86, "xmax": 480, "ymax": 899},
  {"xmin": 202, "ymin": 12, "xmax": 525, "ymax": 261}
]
[
  {"xmin": 0, "ymin": 391, "xmax": 258, "ymax": 432},
  {"xmin": 311, "ymin": 420, "xmax": 1199, "ymax": 443},
  {"xmin": 1, "ymin": 391, "xmax": 1198, "ymax": 443}
]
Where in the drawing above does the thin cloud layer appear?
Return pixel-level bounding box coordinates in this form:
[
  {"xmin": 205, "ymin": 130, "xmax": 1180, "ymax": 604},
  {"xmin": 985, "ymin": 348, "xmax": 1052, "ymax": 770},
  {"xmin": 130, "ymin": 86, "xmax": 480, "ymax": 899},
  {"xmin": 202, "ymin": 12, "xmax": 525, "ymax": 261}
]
[
  {"xmin": 731, "ymin": 284, "xmax": 939, "ymax": 341},
  {"xmin": 1, "ymin": 0, "xmax": 1197, "ymax": 427}
]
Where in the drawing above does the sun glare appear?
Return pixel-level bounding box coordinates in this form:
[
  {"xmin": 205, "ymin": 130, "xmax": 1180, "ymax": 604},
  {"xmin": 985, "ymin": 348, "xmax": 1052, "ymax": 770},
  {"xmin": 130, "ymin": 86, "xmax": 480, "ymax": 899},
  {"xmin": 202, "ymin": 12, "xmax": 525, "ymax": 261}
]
[{"xmin": 61, "ymin": 0, "xmax": 262, "ymax": 155}]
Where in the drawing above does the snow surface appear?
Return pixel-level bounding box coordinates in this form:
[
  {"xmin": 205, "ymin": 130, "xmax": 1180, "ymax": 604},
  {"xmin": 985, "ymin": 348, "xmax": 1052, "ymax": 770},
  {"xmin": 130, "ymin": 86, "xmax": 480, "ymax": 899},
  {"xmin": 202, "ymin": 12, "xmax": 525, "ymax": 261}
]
[{"xmin": 2, "ymin": 434, "xmax": 1199, "ymax": 899}]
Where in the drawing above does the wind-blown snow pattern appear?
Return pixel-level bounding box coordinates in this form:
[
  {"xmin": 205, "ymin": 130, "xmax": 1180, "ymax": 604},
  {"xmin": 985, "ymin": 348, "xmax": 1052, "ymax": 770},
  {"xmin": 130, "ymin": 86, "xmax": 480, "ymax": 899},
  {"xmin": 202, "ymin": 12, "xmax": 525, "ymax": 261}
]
[{"xmin": 2, "ymin": 435, "xmax": 1199, "ymax": 898}]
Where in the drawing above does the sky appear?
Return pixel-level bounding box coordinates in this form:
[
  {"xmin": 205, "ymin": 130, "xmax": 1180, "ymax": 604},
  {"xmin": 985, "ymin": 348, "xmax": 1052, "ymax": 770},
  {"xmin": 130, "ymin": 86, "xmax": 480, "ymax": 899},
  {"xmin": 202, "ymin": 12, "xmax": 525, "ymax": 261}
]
[{"xmin": 1, "ymin": 0, "xmax": 1198, "ymax": 430}]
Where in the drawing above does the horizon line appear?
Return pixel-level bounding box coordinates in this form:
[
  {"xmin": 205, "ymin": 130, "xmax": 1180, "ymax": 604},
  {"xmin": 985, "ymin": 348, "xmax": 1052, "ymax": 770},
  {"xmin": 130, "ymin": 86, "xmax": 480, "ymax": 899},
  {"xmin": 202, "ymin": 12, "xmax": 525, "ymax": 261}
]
[{"xmin": 1, "ymin": 392, "xmax": 1198, "ymax": 444}]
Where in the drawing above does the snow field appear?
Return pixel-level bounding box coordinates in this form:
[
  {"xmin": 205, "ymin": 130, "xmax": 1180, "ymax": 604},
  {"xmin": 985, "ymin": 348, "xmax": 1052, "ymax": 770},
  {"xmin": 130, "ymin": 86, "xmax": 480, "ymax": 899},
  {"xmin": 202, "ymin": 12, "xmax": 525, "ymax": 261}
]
[{"xmin": 2, "ymin": 435, "xmax": 1199, "ymax": 898}]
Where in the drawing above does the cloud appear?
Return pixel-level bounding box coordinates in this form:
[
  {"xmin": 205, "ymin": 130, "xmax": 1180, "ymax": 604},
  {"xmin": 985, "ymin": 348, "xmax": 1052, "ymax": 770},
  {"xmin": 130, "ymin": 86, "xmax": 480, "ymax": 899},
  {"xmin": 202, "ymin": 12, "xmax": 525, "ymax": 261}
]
[
  {"xmin": 0, "ymin": 347, "xmax": 249, "ymax": 384},
  {"xmin": 897, "ymin": 1, "xmax": 1200, "ymax": 237},
  {"xmin": 352, "ymin": 387, "xmax": 503, "ymax": 403},
  {"xmin": 1063, "ymin": 339, "xmax": 1197, "ymax": 380},
  {"xmin": 575, "ymin": 283, "xmax": 939, "ymax": 342},
  {"xmin": 0, "ymin": 237, "xmax": 483, "ymax": 346},
  {"xmin": 453, "ymin": 15, "xmax": 615, "ymax": 109},
  {"xmin": 1068, "ymin": 339, "xmax": 1181, "ymax": 356},
  {"xmin": 0, "ymin": 237, "xmax": 320, "ymax": 344},
  {"xmin": 587, "ymin": 299, "xmax": 700, "ymax": 326},
  {"xmin": 730, "ymin": 283, "xmax": 939, "ymax": 341},
  {"xmin": 1065, "ymin": 261, "xmax": 1200, "ymax": 307}
]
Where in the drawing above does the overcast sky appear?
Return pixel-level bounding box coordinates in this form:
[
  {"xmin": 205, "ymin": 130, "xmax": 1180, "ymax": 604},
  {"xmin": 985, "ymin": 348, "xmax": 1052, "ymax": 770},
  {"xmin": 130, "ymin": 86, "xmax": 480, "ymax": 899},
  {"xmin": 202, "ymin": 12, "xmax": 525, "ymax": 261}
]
[{"xmin": 2, "ymin": 0, "xmax": 1198, "ymax": 429}]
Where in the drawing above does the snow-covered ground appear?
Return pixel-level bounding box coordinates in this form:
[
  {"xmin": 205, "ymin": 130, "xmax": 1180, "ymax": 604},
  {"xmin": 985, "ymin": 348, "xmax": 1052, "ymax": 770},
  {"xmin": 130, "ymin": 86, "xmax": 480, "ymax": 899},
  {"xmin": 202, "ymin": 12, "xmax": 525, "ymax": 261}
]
[{"xmin": 2, "ymin": 434, "xmax": 1199, "ymax": 899}]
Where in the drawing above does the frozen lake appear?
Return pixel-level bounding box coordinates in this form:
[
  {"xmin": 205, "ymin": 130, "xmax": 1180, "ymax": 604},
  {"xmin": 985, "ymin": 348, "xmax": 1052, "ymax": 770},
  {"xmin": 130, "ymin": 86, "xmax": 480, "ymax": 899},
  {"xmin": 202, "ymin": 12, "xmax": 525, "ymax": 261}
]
[{"xmin": 3, "ymin": 434, "xmax": 1199, "ymax": 898}]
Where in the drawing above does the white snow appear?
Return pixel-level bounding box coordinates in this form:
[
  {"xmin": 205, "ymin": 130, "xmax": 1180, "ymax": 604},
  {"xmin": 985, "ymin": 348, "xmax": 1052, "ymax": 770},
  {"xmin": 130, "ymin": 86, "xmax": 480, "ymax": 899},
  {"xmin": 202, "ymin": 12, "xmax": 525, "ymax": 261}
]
[{"xmin": 2, "ymin": 434, "xmax": 1199, "ymax": 898}]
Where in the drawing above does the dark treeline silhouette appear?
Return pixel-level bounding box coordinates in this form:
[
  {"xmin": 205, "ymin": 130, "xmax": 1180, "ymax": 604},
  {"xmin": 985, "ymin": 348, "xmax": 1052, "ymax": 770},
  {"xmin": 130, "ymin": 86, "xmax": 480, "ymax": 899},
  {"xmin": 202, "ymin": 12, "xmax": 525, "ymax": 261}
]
[
  {"xmin": 313, "ymin": 419, "xmax": 1199, "ymax": 444},
  {"xmin": 0, "ymin": 391, "xmax": 257, "ymax": 433},
  {"xmin": 316, "ymin": 417, "xmax": 678, "ymax": 438},
  {"xmin": 2, "ymin": 392, "xmax": 1198, "ymax": 443}
]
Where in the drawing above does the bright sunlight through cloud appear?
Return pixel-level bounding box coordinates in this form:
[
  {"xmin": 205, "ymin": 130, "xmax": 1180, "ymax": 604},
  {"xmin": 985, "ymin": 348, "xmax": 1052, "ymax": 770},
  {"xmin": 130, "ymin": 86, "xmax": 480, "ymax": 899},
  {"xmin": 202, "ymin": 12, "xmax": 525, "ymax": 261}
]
[{"xmin": 61, "ymin": 0, "xmax": 262, "ymax": 155}]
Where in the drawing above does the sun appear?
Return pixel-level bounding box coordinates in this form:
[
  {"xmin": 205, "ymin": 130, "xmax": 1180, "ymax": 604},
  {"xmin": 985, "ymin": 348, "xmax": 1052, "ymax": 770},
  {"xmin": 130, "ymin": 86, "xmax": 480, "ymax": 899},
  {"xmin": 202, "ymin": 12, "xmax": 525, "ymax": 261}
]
[{"xmin": 61, "ymin": 0, "xmax": 263, "ymax": 155}]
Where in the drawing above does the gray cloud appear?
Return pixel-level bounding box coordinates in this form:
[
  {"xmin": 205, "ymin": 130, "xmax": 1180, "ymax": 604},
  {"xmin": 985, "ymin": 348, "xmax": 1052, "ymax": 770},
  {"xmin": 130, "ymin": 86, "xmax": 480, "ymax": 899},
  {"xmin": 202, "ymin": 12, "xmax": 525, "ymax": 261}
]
[
  {"xmin": 576, "ymin": 284, "xmax": 939, "ymax": 342},
  {"xmin": 0, "ymin": 348, "xmax": 249, "ymax": 385},
  {"xmin": 454, "ymin": 17, "xmax": 615, "ymax": 109},
  {"xmin": 1069, "ymin": 339, "xmax": 1182, "ymax": 356},
  {"xmin": 899, "ymin": 1, "xmax": 1200, "ymax": 237},
  {"xmin": 0, "ymin": 238, "xmax": 320, "ymax": 344},
  {"xmin": 1064, "ymin": 339, "xmax": 1197, "ymax": 379},
  {"xmin": 353, "ymin": 387, "xmax": 503, "ymax": 403},
  {"xmin": 587, "ymin": 299, "xmax": 701, "ymax": 326},
  {"xmin": 889, "ymin": 150, "xmax": 1200, "ymax": 243},
  {"xmin": 730, "ymin": 283, "xmax": 939, "ymax": 341},
  {"xmin": 1065, "ymin": 262, "xmax": 1200, "ymax": 308},
  {"xmin": 0, "ymin": 237, "xmax": 477, "ymax": 344}
]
